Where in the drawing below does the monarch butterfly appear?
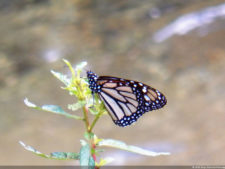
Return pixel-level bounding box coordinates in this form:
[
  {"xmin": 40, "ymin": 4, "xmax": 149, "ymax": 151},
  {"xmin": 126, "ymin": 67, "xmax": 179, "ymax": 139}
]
[{"xmin": 87, "ymin": 71, "xmax": 167, "ymax": 127}]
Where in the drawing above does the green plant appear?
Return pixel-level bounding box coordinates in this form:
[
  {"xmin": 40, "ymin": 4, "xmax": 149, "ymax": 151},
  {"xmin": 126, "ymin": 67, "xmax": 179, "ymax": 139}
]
[{"xmin": 20, "ymin": 59, "xmax": 170, "ymax": 168}]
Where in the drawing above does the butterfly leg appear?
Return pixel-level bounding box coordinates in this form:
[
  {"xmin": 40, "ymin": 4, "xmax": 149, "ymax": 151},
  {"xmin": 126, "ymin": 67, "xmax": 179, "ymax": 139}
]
[{"xmin": 92, "ymin": 92, "xmax": 95, "ymax": 105}]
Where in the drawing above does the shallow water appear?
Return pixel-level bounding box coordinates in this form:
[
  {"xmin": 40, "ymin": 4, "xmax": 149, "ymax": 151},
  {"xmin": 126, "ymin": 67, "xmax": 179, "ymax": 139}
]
[{"xmin": 1, "ymin": 0, "xmax": 225, "ymax": 165}]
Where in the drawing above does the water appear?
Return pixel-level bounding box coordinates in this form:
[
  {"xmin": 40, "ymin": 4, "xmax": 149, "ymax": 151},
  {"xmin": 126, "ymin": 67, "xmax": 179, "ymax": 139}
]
[{"xmin": 1, "ymin": 0, "xmax": 225, "ymax": 165}]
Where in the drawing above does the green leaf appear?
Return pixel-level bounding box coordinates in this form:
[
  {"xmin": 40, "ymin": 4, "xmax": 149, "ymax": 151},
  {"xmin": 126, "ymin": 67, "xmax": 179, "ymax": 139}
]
[
  {"xmin": 88, "ymin": 156, "xmax": 95, "ymax": 169},
  {"xmin": 51, "ymin": 152, "xmax": 79, "ymax": 160},
  {"xmin": 98, "ymin": 139, "xmax": 170, "ymax": 157},
  {"xmin": 87, "ymin": 98, "xmax": 107, "ymax": 116},
  {"xmin": 24, "ymin": 98, "xmax": 83, "ymax": 120},
  {"xmin": 63, "ymin": 59, "xmax": 76, "ymax": 79},
  {"xmin": 95, "ymin": 149, "xmax": 104, "ymax": 153},
  {"xmin": 42, "ymin": 105, "xmax": 83, "ymax": 120},
  {"xmin": 42, "ymin": 105, "xmax": 66, "ymax": 114},
  {"xmin": 75, "ymin": 61, "xmax": 87, "ymax": 72},
  {"xmin": 84, "ymin": 132, "xmax": 94, "ymax": 141},
  {"xmin": 80, "ymin": 141, "xmax": 90, "ymax": 166},
  {"xmin": 19, "ymin": 141, "xmax": 79, "ymax": 160},
  {"xmin": 88, "ymin": 108, "xmax": 98, "ymax": 115},
  {"xmin": 68, "ymin": 100, "xmax": 86, "ymax": 111},
  {"xmin": 51, "ymin": 70, "xmax": 71, "ymax": 86},
  {"xmin": 75, "ymin": 61, "xmax": 87, "ymax": 77},
  {"xmin": 79, "ymin": 140, "xmax": 95, "ymax": 168},
  {"xmin": 24, "ymin": 98, "xmax": 36, "ymax": 108},
  {"xmin": 98, "ymin": 157, "xmax": 114, "ymax": 166}
]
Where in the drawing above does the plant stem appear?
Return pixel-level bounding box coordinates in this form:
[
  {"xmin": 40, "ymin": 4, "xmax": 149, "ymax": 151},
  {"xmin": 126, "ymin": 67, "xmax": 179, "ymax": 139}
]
[
  {"xmin": 89, "ymin": 110, "xmax": 104, "ymax": 133},
  {"xmin": 83, "ymin": 106, "xmax": 90, "ymax": 132}
]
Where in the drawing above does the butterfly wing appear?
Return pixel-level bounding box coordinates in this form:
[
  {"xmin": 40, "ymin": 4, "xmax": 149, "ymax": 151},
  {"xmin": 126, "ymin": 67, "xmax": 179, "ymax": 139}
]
[{"xmin": 96, "ymin": 76, "xmax": 167, "ymax": 127}]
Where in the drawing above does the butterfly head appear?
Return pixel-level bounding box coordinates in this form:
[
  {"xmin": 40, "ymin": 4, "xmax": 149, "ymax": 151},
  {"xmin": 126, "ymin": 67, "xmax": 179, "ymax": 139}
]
[{"xmin": 87, "ymin": 71, "xmax": 99, "ymax": 93}]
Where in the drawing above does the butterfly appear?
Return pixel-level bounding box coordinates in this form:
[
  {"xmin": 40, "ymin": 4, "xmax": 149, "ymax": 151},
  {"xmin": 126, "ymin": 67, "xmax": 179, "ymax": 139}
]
[{"xmin": 87, "ymin": 71, "xmax": 167, "ymax": 127}]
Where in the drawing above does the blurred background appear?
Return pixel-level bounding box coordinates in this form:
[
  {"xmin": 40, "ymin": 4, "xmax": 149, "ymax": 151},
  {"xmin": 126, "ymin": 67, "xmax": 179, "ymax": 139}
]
[{"xmin": 1, "ymin": 0, "xmax": 225, "ymax": 166}]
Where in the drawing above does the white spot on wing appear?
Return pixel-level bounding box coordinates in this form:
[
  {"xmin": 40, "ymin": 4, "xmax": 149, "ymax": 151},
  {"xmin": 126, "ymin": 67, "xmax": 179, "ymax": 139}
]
[
  {"xmin": 144, "ymin": 95, "xmax": 151, "ymax": 101},
  {"xmin": 142, "ymin": 87, "xmax": 147, "ymax": 93}
]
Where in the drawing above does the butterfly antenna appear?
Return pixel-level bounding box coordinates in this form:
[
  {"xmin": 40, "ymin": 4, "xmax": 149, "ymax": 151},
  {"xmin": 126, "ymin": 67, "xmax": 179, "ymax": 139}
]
[
  {"xmin": 80, "ymin": 68, "xmax": 89, "ymax": 79},
  {"xmin": 83, "ymin": 67, "xmax": 88, "ymax": 72}
]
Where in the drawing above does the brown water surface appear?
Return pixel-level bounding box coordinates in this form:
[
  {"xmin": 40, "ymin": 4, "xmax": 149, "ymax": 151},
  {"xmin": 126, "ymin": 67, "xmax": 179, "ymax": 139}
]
[{"xmin": 0, "ymin": 0, "xmax": 225, "ymax": 165}]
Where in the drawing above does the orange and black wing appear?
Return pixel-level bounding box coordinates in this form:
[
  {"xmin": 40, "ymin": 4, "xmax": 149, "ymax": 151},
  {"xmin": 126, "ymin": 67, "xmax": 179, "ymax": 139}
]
[{"xmin": 95, "ymin": 76, "xmax": 167, "ymax": 127}]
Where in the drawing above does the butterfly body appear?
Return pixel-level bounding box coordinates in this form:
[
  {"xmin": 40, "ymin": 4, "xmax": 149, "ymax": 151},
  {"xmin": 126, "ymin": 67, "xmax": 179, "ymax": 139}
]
[{"xmin": 87, "ymin": 71, "xmax": 167, "ymax": 127}]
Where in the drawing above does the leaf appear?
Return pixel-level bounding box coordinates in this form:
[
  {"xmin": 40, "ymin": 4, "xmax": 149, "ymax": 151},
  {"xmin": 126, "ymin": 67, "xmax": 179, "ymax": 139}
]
[
  {"xmin": 84, "ymin": 132, "xmax": 94, "ymax": 141},
  {"xmin": 63, "ymin": 59, "xmax": 76, "ymax": 79},
  {"xmin": 42, "ymin": 105, "xmax": 83, "ymax": 120},
  {"xmin": 88, "ymin": 156, "xmax": 95, "ymax": 169},
  {"xmin": 88, "ymin": 98, "xmax": 107, "ymax": 116},
  {"xmin": 51, "ymin": 152, "xmax": 79, "ymax": 160},
  {"xmin": 79, "ymin": 140, "xmax": 95, "ymax": 168},
  {"xmin": 75, "ymin": 61, "xmax": 87, "ymax": 72},
  {"xmin": 88, "ymin": 107, "xmax": 101, "ymax": 116},
  {"xmin": 93, "ymin": 134, "xmax": 102, "ymax": 145},
  {"xmin": 97, "ymin": 139, "xmax": 170, "ymax": 157},
  {"xmin": 42, "ymin": 105, "xmax": 66, "ymax": 114},
  {"xmin": 24, "ymin": 98, "xmax": 83, "ymax": 120},
  {"xmin": 79, "ymin": 141, "xmax": 90, "ymax": 166},
  {"xmin": 19, "ymin": 141, "xmax": 79, "ymax": 160},
  {"xmin": 68, "ymin": 101, "xmax": 86, "ymax": 111},
  {"xmin": 97, "ymin": 157, "xmax": 114, "ymax": 166},
  {"xmin": 24, "ymin": 98, "xmax": 36, "ymax": 108},
  {"xmin": 51, "ymin": 70, "xmax": 71, "ymax": 86}
]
